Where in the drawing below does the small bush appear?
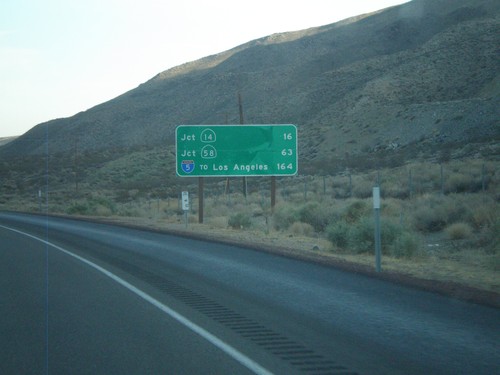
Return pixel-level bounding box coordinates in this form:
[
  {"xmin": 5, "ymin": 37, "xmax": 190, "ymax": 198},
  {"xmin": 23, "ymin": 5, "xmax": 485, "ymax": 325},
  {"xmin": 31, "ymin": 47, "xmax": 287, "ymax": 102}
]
[
  {"xmin": 206, "ymin": 201, "xmax": 231, "ymax": 217},
  {"xmin": 289, "ymin": 221, "xmax": 314, "ymax": 237},
  {"xmin": 348, "ymin": 217, "xmax": 377, "ymax": 254},
  {"xmin": 389, "ymin": 231, "xmax": 421, "ymax": 258},
  {"xmin": 412, "ymin": 194, "xmax": 475, "ymax": 233},
  {"xmin": 94, "ymin": 204, "xmax": 113, "ymax": 216},
  {"xmin": 67, "ymin": 197, "xmax": 116, "ymax": 217},
  {"xmin": 352, "ymin": 179, "xmax": 373, "ymax": 198},
  {"xmin": 343, "ymin": 200, "xmax": 369, "ymax": 223},
  {"xmin": 445, "ymin": 173, "xmax": 474, "ymax": 194},
  {"xmin": 469, "ymin": 204, "xmax": 496, "ymax": 229},
  {"xmin": 477, "ymin": 219, "xmax": 500, "ymax": 254},
  {"xmin": 348, "ymin": 217, "xmax": 404, "ymax": 254},
  {"xmin": 326, "ymin": 220, "xmax": 350, "ymax": 249},
  {"xmin": 298, "ymin": 202, "xmax": 333, "ymax": 232},
  {"xmin": 442, "ymin": 197, "xmax": 469, "ymax": 224},
  {"xmin": 445, "ymin": 222, "xmax": 473, "ymax": 240},
  {"xmin": 327, "ymin": 216, "xmax": 419, "ymax": 258},
  {"xmin": 67, "ymin": 202, "xmax": 91, "ymax": 215},
  {"xmin": 206, "ymin": 216, "xmax": 228, "ymax": 229},
  {"xmin": 228, "ymin": 212, "xmax": 252, "ymax": 229},
  {"xmin": 272, "ymin": 204, "xmax": 300, "ymax": 231},
  {"xmin": 413, "ymin": 205, "xmax": 447, "ymax": 232}
]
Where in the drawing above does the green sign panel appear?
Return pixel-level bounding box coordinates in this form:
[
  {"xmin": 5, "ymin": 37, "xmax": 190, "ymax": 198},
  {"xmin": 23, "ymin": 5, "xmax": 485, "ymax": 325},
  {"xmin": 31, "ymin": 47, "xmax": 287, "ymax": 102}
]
[{"xmin": 176, "ymin": 124, "xmax": 298, "ymax": 177}]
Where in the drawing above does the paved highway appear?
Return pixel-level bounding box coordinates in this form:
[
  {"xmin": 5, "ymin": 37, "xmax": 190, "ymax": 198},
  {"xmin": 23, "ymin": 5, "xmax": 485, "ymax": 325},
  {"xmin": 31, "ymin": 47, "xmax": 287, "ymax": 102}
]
[{"xmin": 0, "ymin": 212, "xmax": 498, "ymax": 375}]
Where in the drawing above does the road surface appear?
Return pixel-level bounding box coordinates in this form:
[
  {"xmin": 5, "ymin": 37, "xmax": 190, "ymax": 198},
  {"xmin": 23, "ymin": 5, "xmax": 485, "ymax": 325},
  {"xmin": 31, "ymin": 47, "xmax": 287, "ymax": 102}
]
[{"xmin": 1, "ymin": 212, "xmax": 498, "ymax": 374}]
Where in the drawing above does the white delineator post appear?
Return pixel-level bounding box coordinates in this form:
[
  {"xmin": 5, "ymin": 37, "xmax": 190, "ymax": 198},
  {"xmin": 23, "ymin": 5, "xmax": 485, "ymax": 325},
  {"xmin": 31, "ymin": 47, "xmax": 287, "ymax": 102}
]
[{"xmin": 373, "ymin": 187, "xmax": 382, "ymax": 272}]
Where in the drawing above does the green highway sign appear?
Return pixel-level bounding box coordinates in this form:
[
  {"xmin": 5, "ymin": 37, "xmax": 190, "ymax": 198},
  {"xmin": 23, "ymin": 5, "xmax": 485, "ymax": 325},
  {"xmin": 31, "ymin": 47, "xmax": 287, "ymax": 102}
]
[{"xmin": 176, "ymin": 124, "xmax": 298, "ymax": 177}]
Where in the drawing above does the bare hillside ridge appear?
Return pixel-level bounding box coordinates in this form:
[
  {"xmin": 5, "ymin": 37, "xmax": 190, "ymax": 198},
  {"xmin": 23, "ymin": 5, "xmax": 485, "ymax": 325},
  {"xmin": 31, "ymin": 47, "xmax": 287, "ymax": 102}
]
[{"xmin": 0, "ymin": 0, "xmax": 498, "ymax": 161}]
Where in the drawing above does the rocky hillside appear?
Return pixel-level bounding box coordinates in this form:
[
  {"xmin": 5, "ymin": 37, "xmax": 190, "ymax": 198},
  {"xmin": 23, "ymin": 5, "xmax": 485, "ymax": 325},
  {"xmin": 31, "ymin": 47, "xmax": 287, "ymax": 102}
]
[
  {"xmin": 1, "ymin": 0, "xmax": 498, "ymax": 164},
  {"xmin": 0, "ymin": 137, "xmax": 16, "ymax": 147}
]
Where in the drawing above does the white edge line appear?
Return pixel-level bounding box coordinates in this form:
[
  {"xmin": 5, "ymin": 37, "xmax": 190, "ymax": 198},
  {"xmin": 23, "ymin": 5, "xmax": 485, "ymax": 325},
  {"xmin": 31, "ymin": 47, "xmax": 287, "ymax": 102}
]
[{"xmin": 1, "ymin": 224, "xmax": 274, "ymax": 375}]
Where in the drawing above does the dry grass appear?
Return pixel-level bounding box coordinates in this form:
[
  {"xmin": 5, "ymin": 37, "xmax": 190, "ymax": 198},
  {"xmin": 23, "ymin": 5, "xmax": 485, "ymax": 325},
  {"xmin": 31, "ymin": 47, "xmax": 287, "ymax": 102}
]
[{"xmin": 445, "ymin": 222, "xmax": 473, "ymax": 240}]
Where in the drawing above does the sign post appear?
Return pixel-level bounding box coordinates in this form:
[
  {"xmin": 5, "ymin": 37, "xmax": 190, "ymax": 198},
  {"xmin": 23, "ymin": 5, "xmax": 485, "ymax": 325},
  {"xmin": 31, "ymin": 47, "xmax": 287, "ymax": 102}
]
[{"xmin": 176, "ymin": 125, "xmax": 298, "ymax": 177}]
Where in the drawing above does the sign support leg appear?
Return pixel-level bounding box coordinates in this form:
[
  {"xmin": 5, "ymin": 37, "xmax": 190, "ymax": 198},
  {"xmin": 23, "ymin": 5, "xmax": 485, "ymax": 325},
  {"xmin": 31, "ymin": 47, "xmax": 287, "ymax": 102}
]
[
  {"xmin": 199, "ymin": 177, "xmax": 204, "ymax": 224},
  {"xmin": 271, "ymin": 176, "xmax": 276, "ymax": 212}
]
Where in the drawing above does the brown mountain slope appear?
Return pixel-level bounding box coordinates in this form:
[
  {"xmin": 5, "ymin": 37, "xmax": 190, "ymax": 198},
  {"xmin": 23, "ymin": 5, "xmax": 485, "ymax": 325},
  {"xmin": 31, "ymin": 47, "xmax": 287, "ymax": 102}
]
[{"xmin": 0, "ymin": 0, "xmax": 498, "ymax": 163}]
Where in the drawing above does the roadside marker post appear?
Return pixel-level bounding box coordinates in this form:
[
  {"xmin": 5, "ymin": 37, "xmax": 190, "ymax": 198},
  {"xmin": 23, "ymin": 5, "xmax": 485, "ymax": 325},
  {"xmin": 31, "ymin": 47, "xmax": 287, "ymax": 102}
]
[
  {"xmin": 373, "ymin": 187, "xmax": 382, "ymax": 272},
  {"xmin": 38, "ymin": 189, "xmax": 42, "ymax": 213},
  {"xmin": 181, "ymin": 191, "xmax": 189, "ymax": 228}
]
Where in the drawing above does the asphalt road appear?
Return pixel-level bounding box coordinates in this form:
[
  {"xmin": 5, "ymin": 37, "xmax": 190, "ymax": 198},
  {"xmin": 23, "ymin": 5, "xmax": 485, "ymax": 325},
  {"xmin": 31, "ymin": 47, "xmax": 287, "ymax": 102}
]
[{"xmin": 1, "ymin": 212, "xmax": 498, "ymax": 375}]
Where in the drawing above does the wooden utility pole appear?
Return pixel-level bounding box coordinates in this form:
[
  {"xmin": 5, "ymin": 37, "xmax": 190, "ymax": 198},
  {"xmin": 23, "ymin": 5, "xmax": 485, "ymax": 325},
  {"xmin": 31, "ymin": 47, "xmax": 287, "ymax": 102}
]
[
  {"xmin": 74, "ymin": 138, "xmax": 79, "ymax": 196},
  {"xmin": 271, "ymin": 176, "xmax": 276, "ymax": 212},
  {"xmin": 238, "ymin": 92, "xmax": 244, "ymax": 124},
  {"xmin": 238, "ymin": 92, "xmax": 247, "ymax": 198}
]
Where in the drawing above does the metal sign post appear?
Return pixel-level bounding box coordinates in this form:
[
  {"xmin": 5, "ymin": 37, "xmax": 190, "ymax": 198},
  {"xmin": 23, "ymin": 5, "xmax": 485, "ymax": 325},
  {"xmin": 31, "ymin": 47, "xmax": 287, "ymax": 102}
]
[{"xmin": 373, "ymin": 187, "xmax": 382, "ymax": 272}]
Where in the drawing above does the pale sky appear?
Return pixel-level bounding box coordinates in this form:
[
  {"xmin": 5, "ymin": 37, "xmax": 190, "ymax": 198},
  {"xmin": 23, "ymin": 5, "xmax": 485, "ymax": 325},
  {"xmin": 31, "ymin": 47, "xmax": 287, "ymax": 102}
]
[{"xmin": 0, "ymin": 0, "xmax": 410, "ymax": 138}]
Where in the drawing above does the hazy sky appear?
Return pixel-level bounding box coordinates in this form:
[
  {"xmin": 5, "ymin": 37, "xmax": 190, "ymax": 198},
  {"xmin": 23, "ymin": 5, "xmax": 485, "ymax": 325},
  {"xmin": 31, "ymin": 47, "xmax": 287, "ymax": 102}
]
[{"xmin": 0, "ymin": 0, "xmax": 410, "ymax": 137}]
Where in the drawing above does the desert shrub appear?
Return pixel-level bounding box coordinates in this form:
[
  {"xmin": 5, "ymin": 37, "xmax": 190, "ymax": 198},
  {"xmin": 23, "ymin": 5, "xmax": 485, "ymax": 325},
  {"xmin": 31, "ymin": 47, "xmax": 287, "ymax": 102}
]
[
  {"xmin": 116, "ymin": 206, "xmax": 142, "ymax": 217},
  {"xmin": 348, "ymin": 217, "xmax": 376, "ymax": 254},
  {"xmin": 410, "ymin": 162, "xmax": 442, "ymax": 194},
  {"xmin": 380, "ymin": 219, "xmax": 406, "ymax": 249},
  {"xmin": 272, "ymin": 204, "xmax": 300, "ymax": 231},
  {"xmin": 171, "ymin": 207, "xmax": 185, "ymax": 216},
  {"xmin": 445, "ymin": 222, "xmax": 473, "ymax": 240},
  {"xmin": 94, "ymin": 204, "xmax": 113, "ymax": 216},
  {"xmin": 441, "ymin": 196, "xmax": 469, "ymax": 224},
  {"xmin": 228, "ymin": 212, "xmax": 252, "ymax": 229},
  {"xmin": 91, "ymin": 196, "xmax": 116, "ymax": 214},
  {"xmin": 348, "ymin": 217, "xmax": 404, "ymax": 254},
  {"xmin": 298, "ymin": 202, "xmax": 333, "ymax": 232},
  {"xmin": 326, "ymin": 220, "xmax": 350, "ymax": 249},
  {"xmin": 206, "ymin": 216, "xmax": 228, "ymax": 229},
  {"xmin": 468, "ymin": 198, "xmax": 496, "ymax": 229},
  {"xmin": 342, "ymin": 200, "xmax": 369, "ymax": 223},
  {"xmin": 384, "ymin": 183, "xmax": 409, "ymax": 199},
  {"xmin": 328, "ymin": 216, "xmax": 418, "ymax": 257},
  {"xmin": 389, "ymin": 231, "xmax": 421, "ymax": 258},
  {"xmin": 289, "ymin": 221, "xmax": 314, "ymax": 237},
  {"xmin": 66, "ymin": 196, "xmax": 116, "ymax": 216},
  {"xmin": 413, "ymin": 205, "xmax": 447, "ymax": 232},
  {"xmin": 381, "ymin": 198, "xmax": 405, "ymax": 217},
  {"xmin": 413, "ymin": 195, "xmax": 456, "ymax": 232},
  {"xmin": 205, "ymin": 200, "xmax": 231, "ymax": 217},
  {"xmin": 352, "ymin": 178, "xmax": 373, "ymax": 198},
  {"xmin": 67, "ymin": 202, "xmax": 91, "ymax": 215},
  {"xmin": 412, "ymin": 195, "xmax": 470, "ymax": 232},
  {"xmin": 477, "ymin": 219, "xmax": 500, "ymax": 254},
  {"xmin": 445, "ymin": 173, "xmax": 472, "ymax": 193},
  {"xmin": 485, "ymin": 217, "xmax": 500, "ymax": 254}
]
